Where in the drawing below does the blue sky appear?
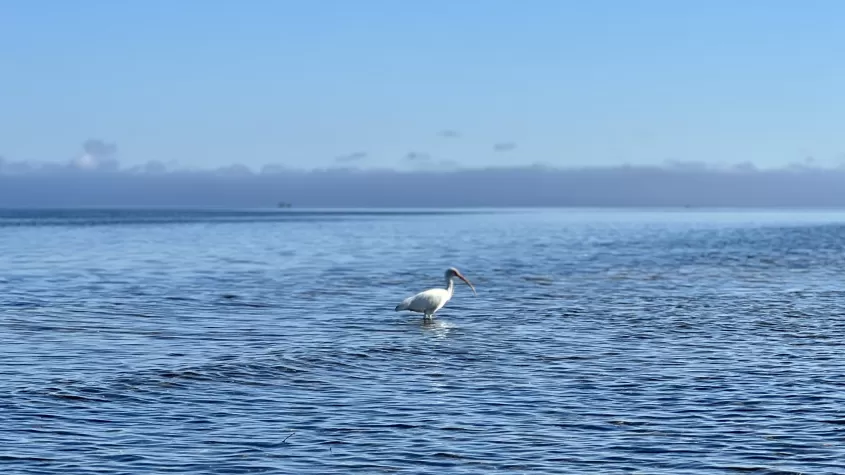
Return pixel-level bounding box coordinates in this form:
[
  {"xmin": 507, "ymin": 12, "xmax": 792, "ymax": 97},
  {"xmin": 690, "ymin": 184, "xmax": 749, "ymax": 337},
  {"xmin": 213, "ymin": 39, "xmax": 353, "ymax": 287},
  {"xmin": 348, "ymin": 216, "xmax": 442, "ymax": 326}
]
[{"xmin": 2, "ymin": 0, "xmax": 844, "ymax": 170}]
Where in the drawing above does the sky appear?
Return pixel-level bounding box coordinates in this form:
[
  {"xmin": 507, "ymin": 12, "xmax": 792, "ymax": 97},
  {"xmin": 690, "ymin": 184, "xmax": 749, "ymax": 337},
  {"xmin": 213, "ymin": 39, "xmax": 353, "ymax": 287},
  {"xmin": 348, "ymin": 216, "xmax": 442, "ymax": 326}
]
[{"xmin": 2, "ymin": 0, "xmax": 845, "ymax": 172}]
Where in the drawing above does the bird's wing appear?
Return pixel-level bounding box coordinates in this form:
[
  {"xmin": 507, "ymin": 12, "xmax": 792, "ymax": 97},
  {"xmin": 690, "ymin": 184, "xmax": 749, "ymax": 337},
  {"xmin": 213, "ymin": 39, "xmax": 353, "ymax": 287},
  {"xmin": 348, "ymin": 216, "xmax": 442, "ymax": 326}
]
[{"xmin": 395, "ymin": 288, "xmax": 448, "ymax": 312}]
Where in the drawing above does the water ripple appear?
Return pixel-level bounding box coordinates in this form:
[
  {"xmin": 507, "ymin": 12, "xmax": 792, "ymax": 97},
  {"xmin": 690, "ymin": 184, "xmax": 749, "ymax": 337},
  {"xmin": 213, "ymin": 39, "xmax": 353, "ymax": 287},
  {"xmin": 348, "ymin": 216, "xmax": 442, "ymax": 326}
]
[{"xmin": 2, "ymin": 209, "xmax": 845, "ymax": 473}]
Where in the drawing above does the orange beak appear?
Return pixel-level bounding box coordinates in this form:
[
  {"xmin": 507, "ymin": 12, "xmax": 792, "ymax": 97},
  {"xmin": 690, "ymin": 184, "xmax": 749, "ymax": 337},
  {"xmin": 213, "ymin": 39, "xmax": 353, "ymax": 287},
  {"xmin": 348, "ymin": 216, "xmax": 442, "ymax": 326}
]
[{"xmin": 456, "ymin": 272, "xmax": 477, "ymax": 296}]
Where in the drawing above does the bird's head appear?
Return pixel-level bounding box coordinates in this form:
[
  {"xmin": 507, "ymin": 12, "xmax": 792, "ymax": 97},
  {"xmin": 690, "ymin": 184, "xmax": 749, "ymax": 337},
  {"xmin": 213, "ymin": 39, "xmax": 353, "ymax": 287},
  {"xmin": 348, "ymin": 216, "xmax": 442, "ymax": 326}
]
[{"xmin": 446, "ymin": 267, "xmax": 477, "ymax": 296}]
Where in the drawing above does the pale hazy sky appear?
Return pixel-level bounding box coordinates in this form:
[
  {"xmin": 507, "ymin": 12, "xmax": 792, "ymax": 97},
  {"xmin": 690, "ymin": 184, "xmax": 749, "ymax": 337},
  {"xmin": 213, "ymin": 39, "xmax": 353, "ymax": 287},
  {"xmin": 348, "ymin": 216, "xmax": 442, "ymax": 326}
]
[{"xmin": 2, "ymin": 0, "xmax": 845, "ymax": 170}]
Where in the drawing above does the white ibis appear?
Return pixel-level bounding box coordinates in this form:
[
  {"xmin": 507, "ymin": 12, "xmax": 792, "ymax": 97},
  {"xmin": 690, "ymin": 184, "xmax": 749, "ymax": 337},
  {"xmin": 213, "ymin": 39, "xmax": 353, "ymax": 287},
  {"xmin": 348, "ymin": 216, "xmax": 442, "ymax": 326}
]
[{"xmin": 395, "ymin": 267, "xmax": 477, "ymax": 320}]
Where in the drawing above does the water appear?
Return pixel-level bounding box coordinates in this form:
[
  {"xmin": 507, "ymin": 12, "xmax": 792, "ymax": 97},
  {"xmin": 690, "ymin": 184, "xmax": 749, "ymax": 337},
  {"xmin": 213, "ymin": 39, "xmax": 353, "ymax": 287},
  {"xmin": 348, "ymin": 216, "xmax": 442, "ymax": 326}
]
[{"xmin": 2, "ymin": 208, "xmax": 845, "ymax": 474}]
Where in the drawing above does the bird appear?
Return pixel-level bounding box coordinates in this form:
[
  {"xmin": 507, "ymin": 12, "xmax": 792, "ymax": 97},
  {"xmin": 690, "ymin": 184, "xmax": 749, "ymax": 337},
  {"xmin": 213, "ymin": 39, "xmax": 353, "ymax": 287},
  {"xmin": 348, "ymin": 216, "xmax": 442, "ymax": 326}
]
[{"xmin": 395, "ymin": 267, "xmax": 477, "ymax": 320}]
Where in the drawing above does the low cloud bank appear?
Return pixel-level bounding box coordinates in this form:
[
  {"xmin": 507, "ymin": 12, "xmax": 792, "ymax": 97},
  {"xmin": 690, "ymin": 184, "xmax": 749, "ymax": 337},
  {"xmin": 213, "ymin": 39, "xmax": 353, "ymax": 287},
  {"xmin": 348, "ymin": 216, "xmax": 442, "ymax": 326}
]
[{"xmin": 3, "ymin": 159, "xmax": 845, "ymax": 207}]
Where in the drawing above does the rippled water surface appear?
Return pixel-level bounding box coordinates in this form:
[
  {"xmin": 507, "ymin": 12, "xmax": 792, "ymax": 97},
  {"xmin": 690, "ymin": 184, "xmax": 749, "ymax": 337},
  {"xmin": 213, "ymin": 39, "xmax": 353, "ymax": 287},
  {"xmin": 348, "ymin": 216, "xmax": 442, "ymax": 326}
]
[{"xmin": 3, "ymin": 208, "xmax": 845, "ymax": 474}]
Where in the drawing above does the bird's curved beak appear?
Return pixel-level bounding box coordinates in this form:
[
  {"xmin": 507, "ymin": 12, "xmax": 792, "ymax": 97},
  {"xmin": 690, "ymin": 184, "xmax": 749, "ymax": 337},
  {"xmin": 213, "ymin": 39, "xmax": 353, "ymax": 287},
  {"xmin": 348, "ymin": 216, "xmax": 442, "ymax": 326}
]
[{"xmin": 456, "ymin": 273, "xmax": 477, "ymax": 296}]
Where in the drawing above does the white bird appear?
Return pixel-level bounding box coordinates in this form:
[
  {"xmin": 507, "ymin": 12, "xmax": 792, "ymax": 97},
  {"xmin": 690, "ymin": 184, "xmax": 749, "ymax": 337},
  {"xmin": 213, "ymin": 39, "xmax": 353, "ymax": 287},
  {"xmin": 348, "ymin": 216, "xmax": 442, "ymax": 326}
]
[{"xmin": 395, "ymin": 267, "xmax": 477, "ymax": 320}]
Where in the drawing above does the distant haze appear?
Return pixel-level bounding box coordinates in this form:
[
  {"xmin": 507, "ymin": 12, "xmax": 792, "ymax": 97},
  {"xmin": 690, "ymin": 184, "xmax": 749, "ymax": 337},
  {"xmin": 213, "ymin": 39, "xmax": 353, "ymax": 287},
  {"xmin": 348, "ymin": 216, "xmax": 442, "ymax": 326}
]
[{"xmin": 3, "ymin": 158, "xmax": 845, "ymax": 208}]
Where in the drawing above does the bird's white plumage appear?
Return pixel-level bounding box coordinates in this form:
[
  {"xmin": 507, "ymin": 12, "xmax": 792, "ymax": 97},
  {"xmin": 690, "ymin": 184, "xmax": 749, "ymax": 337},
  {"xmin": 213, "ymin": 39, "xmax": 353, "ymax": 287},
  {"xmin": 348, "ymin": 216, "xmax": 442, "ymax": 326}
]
[
  {"xmin": 395, "ymin": 267, "xmax": 476, "ymax": 320},
  {"xmin": 395, "ymin": 288, "xmax": 451, "ymax": 314}
]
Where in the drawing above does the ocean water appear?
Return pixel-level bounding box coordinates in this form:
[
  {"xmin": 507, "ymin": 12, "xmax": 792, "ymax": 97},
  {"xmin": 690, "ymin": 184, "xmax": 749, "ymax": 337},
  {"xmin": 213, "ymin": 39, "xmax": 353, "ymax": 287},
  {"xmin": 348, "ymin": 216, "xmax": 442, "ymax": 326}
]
[{"xmin": 2, "ymin": 208, "xmax": 845, "ymax": 474}]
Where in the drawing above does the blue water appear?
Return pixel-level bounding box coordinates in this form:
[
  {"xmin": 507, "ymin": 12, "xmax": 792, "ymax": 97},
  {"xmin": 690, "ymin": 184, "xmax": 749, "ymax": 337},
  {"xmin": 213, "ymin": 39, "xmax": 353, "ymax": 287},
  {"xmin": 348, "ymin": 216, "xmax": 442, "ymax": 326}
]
[{"xmin": 2, "ymin": 208, "xmax": 845, "ymax": 474}]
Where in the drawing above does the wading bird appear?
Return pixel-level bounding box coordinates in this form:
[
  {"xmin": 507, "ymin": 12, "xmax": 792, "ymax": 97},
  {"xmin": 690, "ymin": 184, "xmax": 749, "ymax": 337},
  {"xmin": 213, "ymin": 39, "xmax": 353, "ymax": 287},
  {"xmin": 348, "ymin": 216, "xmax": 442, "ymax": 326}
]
[{"xmin": 395, "ymin": 267, "xmax": 477, "ymax": 320}]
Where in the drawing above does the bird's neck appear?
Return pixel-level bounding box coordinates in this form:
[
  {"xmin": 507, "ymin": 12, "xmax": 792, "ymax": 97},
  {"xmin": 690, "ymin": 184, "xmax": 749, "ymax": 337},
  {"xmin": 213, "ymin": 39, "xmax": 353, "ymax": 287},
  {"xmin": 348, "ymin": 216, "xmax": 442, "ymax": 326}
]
[{"xmin": 445, "ymin": 277, "xmax": 454, "ymax": 295}]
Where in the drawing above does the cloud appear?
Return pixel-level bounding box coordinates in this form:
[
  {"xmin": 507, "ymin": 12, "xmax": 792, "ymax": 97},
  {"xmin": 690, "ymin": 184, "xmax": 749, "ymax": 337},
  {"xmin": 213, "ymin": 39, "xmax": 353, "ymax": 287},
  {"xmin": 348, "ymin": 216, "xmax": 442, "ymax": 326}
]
[
  {"xmin": 73, "ymin": 139, "xmax": 119, "ymax": 171},
  {"xmin": 662, "ymin": 159, "xmax": 709, "ymax": 170},
  {"xmin": 732, "ymin": 161, "xmax": 757, "ymax": 172},
  {"xmin": 4, "ymin": 158, "xmax": 845, "ymax": 208},
  {"xmin": 0, "ymin": 156, "xmax": 34, "ymax": 174},
  {"xmin": 493, "ymin": 142, "xmax": 516, "ymax": 152},
  {"xmin": 439, "ymin": 130, "xmax": 460, "ymax": 138},
  {"xmin": 143, "ymin": 160, "xmax": 168, "ymax": 174},
  {"xmin": 404, "ymin": 152, "xmax": 431, "ymax": 161},
  {"xmin": 214, "ymin": 164, "xmax": 254, "ymax": 176},
  {"xmin": 260, "ymin": 164, "xmax": 287, "ymax": 175},
  {"xmin": 82, "ymin": 139, "xmax": 117, "ymax": 159},
  {"xmin": 5, "ymin": 140, "xmax": 845, "ymax": 207},
  {"xmin": 335, "ymin": 152, "xmax": 367, "ymax": 163}
]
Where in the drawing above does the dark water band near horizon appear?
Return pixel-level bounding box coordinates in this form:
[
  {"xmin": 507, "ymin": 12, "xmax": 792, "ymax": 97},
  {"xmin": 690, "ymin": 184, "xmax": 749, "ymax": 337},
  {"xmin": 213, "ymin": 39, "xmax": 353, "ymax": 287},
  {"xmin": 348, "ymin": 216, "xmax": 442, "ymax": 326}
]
[{"xmin": 2, "ymin": 208, "xmax": 845, "ymax": 474}]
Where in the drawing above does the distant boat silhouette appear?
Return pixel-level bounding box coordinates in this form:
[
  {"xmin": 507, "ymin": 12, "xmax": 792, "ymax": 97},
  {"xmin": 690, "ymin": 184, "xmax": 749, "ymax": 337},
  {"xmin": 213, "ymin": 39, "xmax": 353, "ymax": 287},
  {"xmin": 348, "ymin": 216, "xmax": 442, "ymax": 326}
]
[{"xmin": 277, "ymin": 202, "xmax": 292, "ymax": 208}]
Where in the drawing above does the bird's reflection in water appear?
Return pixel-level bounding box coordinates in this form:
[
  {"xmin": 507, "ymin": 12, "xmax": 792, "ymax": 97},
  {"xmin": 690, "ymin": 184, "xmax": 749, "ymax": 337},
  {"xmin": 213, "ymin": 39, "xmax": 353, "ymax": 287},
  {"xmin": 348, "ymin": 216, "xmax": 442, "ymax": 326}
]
[{"xmin": 419, "ymin": 318, "xmax": 456, "ymax": 338}]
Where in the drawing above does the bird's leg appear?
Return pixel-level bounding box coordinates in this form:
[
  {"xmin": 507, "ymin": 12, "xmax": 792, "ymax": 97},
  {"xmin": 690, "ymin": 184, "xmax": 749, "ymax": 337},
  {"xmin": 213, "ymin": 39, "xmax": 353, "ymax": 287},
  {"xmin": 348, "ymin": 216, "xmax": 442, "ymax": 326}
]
[{"xmin": 423, "ymin": 312, "xmax": 432, "ymax": 321}]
